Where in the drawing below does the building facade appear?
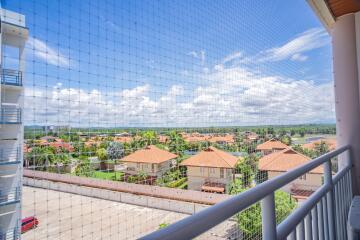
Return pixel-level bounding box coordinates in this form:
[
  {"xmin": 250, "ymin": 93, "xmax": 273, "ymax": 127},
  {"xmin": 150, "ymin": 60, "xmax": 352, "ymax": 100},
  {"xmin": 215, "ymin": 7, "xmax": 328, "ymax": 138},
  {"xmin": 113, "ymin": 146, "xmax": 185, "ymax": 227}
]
[{"xmin": 0, "ymin": 8, "xmax": 28, "ymax": 239}]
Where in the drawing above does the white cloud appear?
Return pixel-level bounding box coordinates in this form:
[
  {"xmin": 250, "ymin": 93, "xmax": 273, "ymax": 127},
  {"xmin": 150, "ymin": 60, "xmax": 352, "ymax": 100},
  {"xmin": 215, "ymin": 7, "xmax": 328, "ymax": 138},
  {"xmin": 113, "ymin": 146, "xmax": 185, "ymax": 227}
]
[
  {"xmin": 291, "ymin": 53, "xmax": 308, "ymax": 62},
  {"xmin": 24, "ymin": 64, "xmax": 334, "ymax": 127},
  {"xmin": 188, "ymin": 50, "xmax": 206, "ymax": 65},
  {"xmin": 27, "ymin": 37, "xmax": 70, "ymax": 67},
  {"xmin": 259, "ymin": 28, "xmax": 329, "ymax": 62}
]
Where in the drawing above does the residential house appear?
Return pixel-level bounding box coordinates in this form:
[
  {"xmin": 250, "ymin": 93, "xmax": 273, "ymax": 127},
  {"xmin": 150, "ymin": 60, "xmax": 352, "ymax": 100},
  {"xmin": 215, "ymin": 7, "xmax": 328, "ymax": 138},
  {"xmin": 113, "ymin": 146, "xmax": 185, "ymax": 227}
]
[
  {"xmin": 180, "ymin": 147, "xmax": 238, "ymax": 193},
  {"xmin": 256, "ymin": 139, "xmax": 288, "ymax": 155},
  {"xmin": 120, "ymin": 145, "xmax": 178, "ymax": 177},
  {"xmin": 207, "ymin": 134, "xmax": 235, "ymax": 145},
  {"xmin": 302, "ymin": 138, "xmax": 336, "ymax": 151},
  {"xmin": 258, "ymin": 148, "xmax": 323, "ymax": 201}
]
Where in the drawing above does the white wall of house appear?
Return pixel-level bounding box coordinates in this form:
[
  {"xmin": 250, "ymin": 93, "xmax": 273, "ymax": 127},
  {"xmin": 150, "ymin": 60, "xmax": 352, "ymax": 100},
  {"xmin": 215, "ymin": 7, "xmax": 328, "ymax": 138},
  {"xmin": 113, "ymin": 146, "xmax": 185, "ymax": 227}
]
[
  {"xmin": 186, "ymin": 166, "xmax": 234, "ymax": 191},
  {"xmin": 268, "ymin": 171, "xmax": 323, "ymax": 192},
  {"xmin": 122, "ymin": 160, "xmax": 173, "ymax": 177}
]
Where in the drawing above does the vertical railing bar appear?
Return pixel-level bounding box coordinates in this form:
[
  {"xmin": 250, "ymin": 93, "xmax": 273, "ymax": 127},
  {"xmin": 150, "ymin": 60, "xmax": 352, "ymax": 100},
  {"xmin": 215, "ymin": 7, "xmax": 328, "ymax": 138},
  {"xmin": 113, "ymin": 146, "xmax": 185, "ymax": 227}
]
[
  {"xmin": 288, "ymin": 230, "xmax": 297, "ymax": 240},
  {"xmin": 317, "ymin": 201, "xmax": 324, "ymax": 240},
  {"xmin": 334, "ymin": 184, "xmax": 342, "ymax": 240},
  {"xmin": 322, "ymin": 197, "xmax": 329, "ymax": 240},
  {"xmin": 311, "ymin": 207, "xmax": 318, "ymax": 240},
  {"xmin": 324, "ymin": 161, "xmax": 336, "ymax": 240},
  {"xmin": 296, "ymin": 221, "xmax": 305, "ymax": 240},
  {"xmin": 261, "ymin": 192, "xmax": 277, "ymax": 240},
  {"xmin": 304, "ymin": 213, "xmax": 312, "ymax": 240},
  {"xmin": 340, "ymin": 176, "xmax": 347, "ymax": 240}
]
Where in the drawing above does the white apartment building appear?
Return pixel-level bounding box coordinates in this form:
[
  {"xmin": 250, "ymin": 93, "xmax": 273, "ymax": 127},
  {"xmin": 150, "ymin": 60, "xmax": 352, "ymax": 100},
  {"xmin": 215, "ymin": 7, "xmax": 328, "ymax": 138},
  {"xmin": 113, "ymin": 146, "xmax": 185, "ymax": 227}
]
[{"xmin": 0, "ymin": 8, "xmax": 28, "ymax": 239}]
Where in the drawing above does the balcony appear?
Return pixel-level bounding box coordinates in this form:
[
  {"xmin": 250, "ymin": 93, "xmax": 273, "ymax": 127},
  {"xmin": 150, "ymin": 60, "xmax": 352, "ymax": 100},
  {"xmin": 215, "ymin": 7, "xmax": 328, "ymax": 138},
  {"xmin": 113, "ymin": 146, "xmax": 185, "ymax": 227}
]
[
  {"xmin": 0, "ymin": 69, "xmax": 22, "ymax": 87},
  {"xmin": 0, "ymin": 147, "xmax": 20, "ymax": 165},
  {"xmin": 143, "ymin": 146, "xmax": 353, "ymax": 239},
  {"xmin": 0, "ymin": 187, "xmax": 20, "ymax": 206},
  {"xmin": 0, "ymin": 106, "xmax": 21, "ymax": 124},
  {"xmin": 0, "ymin": 227, "xmax": 19, "ymax": 240}
]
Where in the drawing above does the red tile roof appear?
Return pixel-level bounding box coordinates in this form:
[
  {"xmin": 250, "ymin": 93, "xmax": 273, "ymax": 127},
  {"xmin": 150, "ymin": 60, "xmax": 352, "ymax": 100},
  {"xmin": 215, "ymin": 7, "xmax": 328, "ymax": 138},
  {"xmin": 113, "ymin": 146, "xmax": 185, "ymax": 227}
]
[
  {"xmin": 259, "ymin": 148, "xmax": 323, "ymax": 174},
  {"xmin": 256, "ymin": 139, "xmax": 288, "ymax": 151},
  {"xmin": 121, "ymin": 145, "xmax": 178, "ymax": 164},
  {"xmin": 180, "ymin": 147, "xmax": 238, "ymax": 168}
]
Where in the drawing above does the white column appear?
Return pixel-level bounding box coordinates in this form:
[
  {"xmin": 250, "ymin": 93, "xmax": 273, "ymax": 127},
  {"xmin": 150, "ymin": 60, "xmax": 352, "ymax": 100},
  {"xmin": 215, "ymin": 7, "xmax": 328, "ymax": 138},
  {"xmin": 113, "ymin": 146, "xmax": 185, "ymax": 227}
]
[{"xmin": 332, "ymin": 13, "xmax": 360, "ymax": 194}]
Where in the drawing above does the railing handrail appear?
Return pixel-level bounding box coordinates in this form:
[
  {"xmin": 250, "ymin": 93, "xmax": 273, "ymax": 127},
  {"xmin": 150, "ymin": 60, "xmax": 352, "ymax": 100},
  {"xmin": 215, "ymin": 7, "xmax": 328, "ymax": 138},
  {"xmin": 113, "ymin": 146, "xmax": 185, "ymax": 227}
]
[
  {"xmin": 141, "ymin": 145, "xmax": 351, "ymax": 240},
  {"xmin": 1, "ymin": 68, "xmax": 22, "ymax": 86}
]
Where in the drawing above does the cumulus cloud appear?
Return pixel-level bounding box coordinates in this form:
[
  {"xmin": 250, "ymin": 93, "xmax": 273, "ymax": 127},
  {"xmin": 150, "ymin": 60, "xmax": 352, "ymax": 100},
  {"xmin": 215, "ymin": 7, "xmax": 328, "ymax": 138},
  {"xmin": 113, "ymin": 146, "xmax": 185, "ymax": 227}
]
[
  {"xmin": 23, "ymin": 29, "xmax": 334, "ymax": 127},
  {"xmin": 27, "ymin": 37, "xmax": 70, "ymax": 67},
  {"xmin": 259, "ymin": 28, "xmax": 329, "ymax": 62},
  {"xmin": 24, "ymin": 64, "xmax": 334, "ymax": 127}
]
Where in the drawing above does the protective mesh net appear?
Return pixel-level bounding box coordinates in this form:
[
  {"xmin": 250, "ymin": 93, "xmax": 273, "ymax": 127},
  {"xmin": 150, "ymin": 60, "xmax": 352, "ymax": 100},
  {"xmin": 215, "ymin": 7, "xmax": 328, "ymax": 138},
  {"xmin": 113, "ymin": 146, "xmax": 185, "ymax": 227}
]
[{"xmin": 0, "ymin": 0, "xmax": 335, "ymax": 239}]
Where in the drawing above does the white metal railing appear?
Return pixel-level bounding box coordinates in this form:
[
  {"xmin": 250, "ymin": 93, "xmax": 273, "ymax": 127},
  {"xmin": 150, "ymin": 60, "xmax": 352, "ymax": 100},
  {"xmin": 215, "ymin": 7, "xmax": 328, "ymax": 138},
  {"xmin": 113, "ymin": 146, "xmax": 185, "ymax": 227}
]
[
  {"xmin": 0, "ymin": 187, "xmax": 20, "ymax": 206},
  {"xmin": 0, "ymin": 147, "xmax": 20, "ymax": 165},
  {"xmin": 0, "ymin": 226, "xmax": 19, "ymax": 240},
  {"xmin": 142, "ymin": 145, "xmax": 352, "ymax": 240},
  {"xmin": 1, "ymin": 69, "xmax": 22, "ymax": 86},
  {"xmin": 0, "ymin": 106, "xmax": 21, "ymax": 124}
]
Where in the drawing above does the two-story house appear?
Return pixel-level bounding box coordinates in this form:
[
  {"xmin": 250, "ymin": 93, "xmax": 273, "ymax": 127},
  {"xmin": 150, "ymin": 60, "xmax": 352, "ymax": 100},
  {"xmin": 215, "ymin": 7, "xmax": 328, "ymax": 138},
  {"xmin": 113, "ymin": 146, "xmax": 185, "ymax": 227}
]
[
  {"xmin": 120, "ymin": 145, "xmax": 178, "ymax": 177},
  {"xmin": 180, "ymin": 147, "xmax": 238, "ymax": 193},
  {"xmin": 256, "ymin": 139, "xmax": 288, "ymax": 155},
  {"xmin": 258, "ymin": 148, "xmax": 323, "ymax": 201}
]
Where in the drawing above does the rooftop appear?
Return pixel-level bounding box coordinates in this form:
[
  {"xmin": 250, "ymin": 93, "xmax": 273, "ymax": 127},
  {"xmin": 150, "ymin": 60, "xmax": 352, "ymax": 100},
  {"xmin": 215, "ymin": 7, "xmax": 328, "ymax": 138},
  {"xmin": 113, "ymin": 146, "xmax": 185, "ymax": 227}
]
[{"xmin": 120, "ymin": 145, "xmax": 178, "ymax": 164}]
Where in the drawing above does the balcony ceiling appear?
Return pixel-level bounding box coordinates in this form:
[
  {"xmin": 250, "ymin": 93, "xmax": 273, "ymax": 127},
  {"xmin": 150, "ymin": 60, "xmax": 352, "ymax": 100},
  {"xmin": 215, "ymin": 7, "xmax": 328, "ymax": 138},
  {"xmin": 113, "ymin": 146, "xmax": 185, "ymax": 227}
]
[{"xmin": 327, "ymin": 0, "xmax": 360, "ymax": 17}]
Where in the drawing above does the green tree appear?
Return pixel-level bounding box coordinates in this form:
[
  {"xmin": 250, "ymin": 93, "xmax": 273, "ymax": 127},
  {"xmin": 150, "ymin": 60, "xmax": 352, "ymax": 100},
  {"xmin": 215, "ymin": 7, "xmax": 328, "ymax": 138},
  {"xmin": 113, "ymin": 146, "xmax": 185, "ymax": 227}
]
[
  {"xmin": 96, "ymin": 148, "xmax": 108, "ymax": 170},
  {"xmin": 107, "ymin": 142, "xmax": 125, "ymax": 160},
  {"xmin": 168, "ymin": 131, "xmax": 186, "ymax": 156}
]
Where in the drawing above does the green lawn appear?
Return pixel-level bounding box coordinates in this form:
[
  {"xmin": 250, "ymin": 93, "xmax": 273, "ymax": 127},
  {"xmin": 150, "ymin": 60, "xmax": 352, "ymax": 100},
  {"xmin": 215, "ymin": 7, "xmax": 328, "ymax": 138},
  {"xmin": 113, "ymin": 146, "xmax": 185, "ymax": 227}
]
[{"xmin": 92, "ymin": 171, "xmax": 124, "ymax": 181}]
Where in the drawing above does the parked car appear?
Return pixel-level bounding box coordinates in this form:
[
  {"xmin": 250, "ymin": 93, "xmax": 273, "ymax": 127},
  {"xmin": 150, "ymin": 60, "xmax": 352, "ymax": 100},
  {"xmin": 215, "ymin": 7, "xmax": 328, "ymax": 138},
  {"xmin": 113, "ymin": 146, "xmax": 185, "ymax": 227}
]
[{"xmin": 21, "ymin": 216, "xmax": 39, "ymax": 233}]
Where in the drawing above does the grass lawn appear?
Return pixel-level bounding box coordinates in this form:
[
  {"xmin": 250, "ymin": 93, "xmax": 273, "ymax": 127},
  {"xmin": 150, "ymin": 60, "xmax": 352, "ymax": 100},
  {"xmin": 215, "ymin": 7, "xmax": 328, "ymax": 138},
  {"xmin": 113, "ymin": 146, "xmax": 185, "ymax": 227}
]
[{"xmin": 92, "ymin": 171, "xmax": 124, "ymax": 181}]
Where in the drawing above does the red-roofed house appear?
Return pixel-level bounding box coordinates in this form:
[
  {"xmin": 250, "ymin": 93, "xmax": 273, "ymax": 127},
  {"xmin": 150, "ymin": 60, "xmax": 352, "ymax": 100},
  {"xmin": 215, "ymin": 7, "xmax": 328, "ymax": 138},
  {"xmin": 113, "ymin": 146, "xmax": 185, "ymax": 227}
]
[
  {"xmin": 180, "ymin": 147, "xmax": 239, "ymax": 193},
  {"xmin": 256, "ymin": 139, "xmax": 288, "ymax": 155},
  {"xmin": 120, "ymin": 145, "xmax": 178, "ymax": 177},
  {"xmin": 259, "ymin": 148, "xmax": 323, "ymax": 195}
]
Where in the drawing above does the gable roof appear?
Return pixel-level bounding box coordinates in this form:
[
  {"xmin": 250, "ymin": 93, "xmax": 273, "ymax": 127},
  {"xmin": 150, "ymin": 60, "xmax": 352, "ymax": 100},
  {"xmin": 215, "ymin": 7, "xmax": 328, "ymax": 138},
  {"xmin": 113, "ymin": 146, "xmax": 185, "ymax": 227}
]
[
  {"xmin": 180, "ymin": 146, "xmax": 238, "ymax": 168},
  {"xmin": 259, "ymin": 148, "xmax": 323, "ymax": 174},
  {"xmin": 302, "ymin": 138, "xmax": 336, "ymax": 151},
  {"xmin": 120, "ymin": 145, "xmax": 178, "ymax": 164},
  {"xmin": 256, "ymin": 139, "xmax": 288, "ymax": 151}
]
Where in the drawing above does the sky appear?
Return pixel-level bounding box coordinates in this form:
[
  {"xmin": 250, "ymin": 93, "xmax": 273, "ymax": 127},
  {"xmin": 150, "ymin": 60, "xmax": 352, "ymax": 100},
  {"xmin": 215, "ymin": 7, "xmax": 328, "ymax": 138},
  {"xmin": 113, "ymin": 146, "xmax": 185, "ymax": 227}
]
[{"xmin": 2, "ymin": 0, "xmax": 335, "ymax": 128}]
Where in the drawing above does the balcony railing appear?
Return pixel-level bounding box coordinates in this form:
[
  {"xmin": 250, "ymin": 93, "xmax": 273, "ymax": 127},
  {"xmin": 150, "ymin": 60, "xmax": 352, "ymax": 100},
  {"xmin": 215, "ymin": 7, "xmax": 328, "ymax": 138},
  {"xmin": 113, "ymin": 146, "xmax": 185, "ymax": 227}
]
[
  {"xmin": 0, "ymin": 107, "xmax": 21, "ymax": 124},
  {"xmin": 0, "ymin": 69, "xmax": 22, "ymax": 87},
  {"xmin": 0, "ymin": 227, "xmax": 19, "ymax": 240},
  {"xmin": 142, "ymin": 145, "xmax": 352, "ymax": 240},
  {"xmin": 0, "ymin": 147, "xmax": 21, "ymax": 165},
  {"xmin": 0, "ymin": 187, "xmax": 21, "ymax": 206}
]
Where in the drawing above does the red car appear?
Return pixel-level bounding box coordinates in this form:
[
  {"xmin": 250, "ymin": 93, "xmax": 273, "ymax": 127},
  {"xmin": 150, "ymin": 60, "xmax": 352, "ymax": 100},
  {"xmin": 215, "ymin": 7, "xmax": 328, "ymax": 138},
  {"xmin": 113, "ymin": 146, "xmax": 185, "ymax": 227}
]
[{"xmin": 21, "ymin": 216, "xmax": 39, "ymax": 233}]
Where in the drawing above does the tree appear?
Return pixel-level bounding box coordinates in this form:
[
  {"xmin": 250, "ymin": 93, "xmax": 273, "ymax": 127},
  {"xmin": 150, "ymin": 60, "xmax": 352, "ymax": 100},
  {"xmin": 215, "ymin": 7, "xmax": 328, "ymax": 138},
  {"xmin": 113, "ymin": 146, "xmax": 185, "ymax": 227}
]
[
  {"xmin": 141, "ymin": 131, "xmax": 158, "ymax": 146},
  {"xmin": 96, "ymin": 148, "xmax": 108, "ymax": 170},
  {"xmin": 235, "ymin": 160, "xmax": 253, "ymax": 188},
  {"xmin": 75, "ymin": 160, "xmax": 94, "ymax": 177},
  {"xmin": 168, "ymin": 131, "xmax": 186, "ymax": 156},
  {"xmin": 281, "ymin": 135, "xmax": 292, "ymax": 146},
  {"xmin": 231, "ymin": 189, "xmax": 296, "ymax": 239},
  {"xmin": 107, "ymin": 142, "xmax": 125, "ymax": 160}
]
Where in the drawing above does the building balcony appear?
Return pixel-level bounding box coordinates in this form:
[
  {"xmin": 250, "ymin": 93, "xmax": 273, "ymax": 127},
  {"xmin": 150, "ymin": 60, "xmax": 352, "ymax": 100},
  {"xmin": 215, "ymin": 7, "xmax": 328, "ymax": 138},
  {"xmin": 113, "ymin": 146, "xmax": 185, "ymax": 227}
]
[
  {"xmin": 0, "ymin": 227, "xmax": 19, "ymax": 240},
  {"xmin": 0, "ymin": 147, "xmax": 20, "ymax": 165},
  {"xmin": 0, "ymin": 187, "xmax": 20, "ymax": 207},
  {"xmin": 0, "ymin": 106, "xmax": 21, "ymax": 124},
  {"xmin": 143, "ymin": 146, "xmax": 353, "ymax": 239},
  {"xmin": 1, "ymin": 69, "xmax": 22, "ymax": 87}
]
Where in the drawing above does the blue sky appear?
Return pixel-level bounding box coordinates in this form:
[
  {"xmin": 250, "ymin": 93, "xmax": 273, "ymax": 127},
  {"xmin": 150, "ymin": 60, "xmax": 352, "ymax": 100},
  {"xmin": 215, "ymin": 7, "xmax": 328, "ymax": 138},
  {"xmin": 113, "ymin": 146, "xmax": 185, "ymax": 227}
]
[{"xmin": 2, "ymin": 0, "xmax": 334, "ymax": 127}]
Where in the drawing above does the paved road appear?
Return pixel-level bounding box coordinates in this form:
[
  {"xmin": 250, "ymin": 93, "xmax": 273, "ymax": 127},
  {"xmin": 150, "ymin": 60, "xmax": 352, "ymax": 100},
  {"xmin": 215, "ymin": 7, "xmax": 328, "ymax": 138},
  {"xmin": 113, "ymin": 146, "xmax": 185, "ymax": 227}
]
[{"xmin": 22, "ymin": 186, "xmax": 239, "ymax": 240}]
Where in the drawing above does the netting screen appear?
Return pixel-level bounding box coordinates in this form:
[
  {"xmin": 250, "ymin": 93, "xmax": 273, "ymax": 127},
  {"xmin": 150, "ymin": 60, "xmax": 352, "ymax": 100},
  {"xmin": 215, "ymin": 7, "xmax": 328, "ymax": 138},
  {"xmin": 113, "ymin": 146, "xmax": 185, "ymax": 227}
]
[{"xmin": 0, "ymin": 0, "xmax": 335, "ymax": 239}]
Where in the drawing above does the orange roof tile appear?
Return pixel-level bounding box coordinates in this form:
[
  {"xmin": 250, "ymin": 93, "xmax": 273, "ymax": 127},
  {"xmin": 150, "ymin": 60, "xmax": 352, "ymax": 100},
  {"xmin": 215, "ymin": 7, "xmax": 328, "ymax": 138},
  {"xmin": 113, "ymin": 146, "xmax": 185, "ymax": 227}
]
[
  {"xmin": 258, "ymin": 148, "xmax": 323, "ymax": 174},
  {"xmin": 302, "ymin": 138, "xmax": 336, "ymax": 151},
  {"xmin": 256, "ymin": 139, "xmax": 288, "ymax": 151},
  {"xmin": 120, "ymin": 145, "xmax": 178, "ymax": 164},
  {"xmin": 180, "ymin": 147, "xmax": 238, "ymax": 168}
]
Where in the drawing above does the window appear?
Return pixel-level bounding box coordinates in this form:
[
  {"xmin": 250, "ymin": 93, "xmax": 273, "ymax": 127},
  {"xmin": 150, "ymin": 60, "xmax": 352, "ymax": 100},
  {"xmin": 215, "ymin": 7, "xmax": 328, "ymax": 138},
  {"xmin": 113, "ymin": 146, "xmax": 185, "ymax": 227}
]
[
  {"xmin": 137, "ymin": 163, "xmax": 140, "ymax": 169},
  {"xmin": 152, "ymin": 164, "xmax": 155, "ymax": 173},
  {"xmin": 299, "ymin": 174, "xmax": 307, "ymax": 180},
  {"xmin": 209, "ymin": 168, "xmax": 215, "ymax": 174},
  {"xmin": 220, "ymin": 168, "xmax": 224, "ymax": 178}
]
